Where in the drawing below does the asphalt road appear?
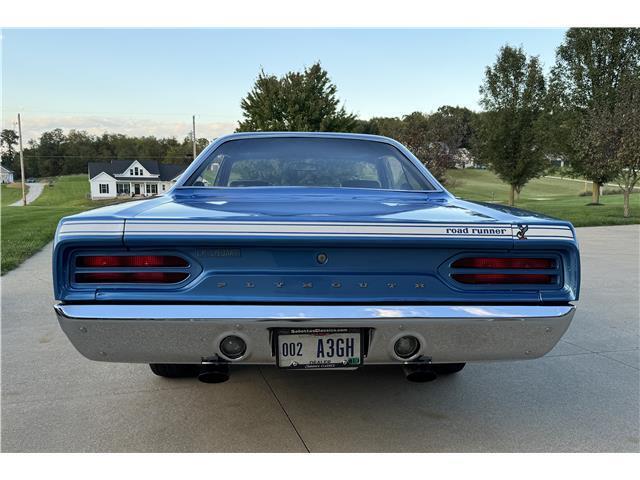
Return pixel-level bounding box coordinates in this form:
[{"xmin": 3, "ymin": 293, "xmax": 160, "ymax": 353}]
[{"xmin": 1, "ymin": 225, "xmax": 638, "ymax": 452}]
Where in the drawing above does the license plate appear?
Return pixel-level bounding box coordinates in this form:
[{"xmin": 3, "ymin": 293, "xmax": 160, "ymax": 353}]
[{"xmin": 276, "ymin": 328, "xmax": 362, "ymax": 369}]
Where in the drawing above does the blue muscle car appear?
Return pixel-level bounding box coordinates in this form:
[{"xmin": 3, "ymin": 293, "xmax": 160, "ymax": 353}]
[{"xmin": 53, "ymin": 132, "xmax": 580, "ymax": 383}]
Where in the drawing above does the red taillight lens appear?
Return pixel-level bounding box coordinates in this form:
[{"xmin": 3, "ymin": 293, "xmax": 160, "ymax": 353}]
[
  {"xmin": 452, "ymin": 257, "xmax": 555, "ymax": 269},
  {"xmin": 75, "ymin": 272, "xmax": 188, "ymax": 283},
  {"xmin": 76, "ymin": 255, "xmax": 188, "ymax": 268},
  {"xmin": 452, "ymin": 273, "xmax": 555, "ymax": 284}
]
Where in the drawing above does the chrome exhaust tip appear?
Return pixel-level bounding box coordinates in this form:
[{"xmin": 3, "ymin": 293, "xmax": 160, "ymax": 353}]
[
  {"xmin": 402, "ymin": 364, "xmax": 437, "ymax": 383},
  {"xmin": 198, "ymin": 362, "xmax": 230, "ymax": 383}
]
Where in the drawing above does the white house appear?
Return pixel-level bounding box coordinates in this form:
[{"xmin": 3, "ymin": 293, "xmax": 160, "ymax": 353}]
[
  {"xmin": 452, "ymin": 148, "xmax": 478, "ymax": 169},
  {"xmin": 1, "ymin": 164, "xmax": 15, "ymax": 184},
  {"xmin": 88, "ymin": 160, "xmax": 186, "ymax": 200}
]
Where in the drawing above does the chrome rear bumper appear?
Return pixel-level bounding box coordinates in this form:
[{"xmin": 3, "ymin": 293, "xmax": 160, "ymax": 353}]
[{"xmin": 55, "ymin": 304, "xmax": 575, "ymax": 365}]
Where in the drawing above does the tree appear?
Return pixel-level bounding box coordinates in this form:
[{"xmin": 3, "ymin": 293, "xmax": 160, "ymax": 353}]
[
  {"xmin": 549, "ymin": 28, "xmax": 640, "ymax": 204},
  {"xmin": 1, "ymin": 129, "xmax": 19, "ymax": 176},
  {"xmin": 397, "ymin": 112, "xmax": 455, "ymax": 182},
  {"xmin": 358, "ymin": 112, "xmax": 464, "ymax": 183},
  {"xmin": 428, "ymin": 106, "xmax": 478, "ymax": 152},
  {"xmin": 612, "ymin": 77, "xmax": 640, "ymax": 217},
  {"xmin": 37, "ymin": 128, "xmax": 67, "ymax": 177},
  {"xmin": 13, "ymin": 129, "xmax": 207, "ymax": 179},
  {"xmin": 237, "ymin": 62, "xmax": 356, "ymax": 132},
  {"xmin": 477, "ymin": 45, "xmax": 548, "ymax": 206}
]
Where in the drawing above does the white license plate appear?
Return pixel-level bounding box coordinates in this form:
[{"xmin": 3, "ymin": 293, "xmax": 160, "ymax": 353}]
[{"xmin": 276, "ymin": 328, "xmax": 362, "ymax": 369}]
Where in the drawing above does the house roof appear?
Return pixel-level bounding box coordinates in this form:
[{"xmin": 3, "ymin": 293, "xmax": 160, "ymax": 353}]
[
  {"xmin": 158, "ymin": 163, "xmax": 186, "ymax": 181},
  {"xmin": 88, "ymin": 160, "xmax": 186, "ymax": 181},
  {"xmin": 1, "ymin": 164, "xmax": 14, "ymax": 174}
]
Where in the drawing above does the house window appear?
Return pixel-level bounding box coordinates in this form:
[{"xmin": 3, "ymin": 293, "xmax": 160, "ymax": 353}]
[
  {"xmin": 162, "ymin": 184, "xmax": 166, "ymax": 191},
  {"xmin": 134, "ymin": 167, "xmax": 139, "ymax": 175},
  {"xmin": 99, "ymin": 184, "xmax": 109, "ymax": 194},
  {"xmin": 146, "ymin": 184, "xmax": 158, "ymax": 195},
  {"xmin": 129, "ymin": 169, "xmax": 133, "ymax": 175},
  {"xmin": 116, "ymin": 183, "xmax": 130, "ymax": 195}
]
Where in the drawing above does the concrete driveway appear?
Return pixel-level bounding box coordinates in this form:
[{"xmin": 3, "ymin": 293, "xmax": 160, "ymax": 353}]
[
  {"xmin": 9, "ymin": 182, "xmax": 45, "ymax": 206},
  {"xmin": 1, "ymin": 225, "xmax": 638, "ymax": 452}
]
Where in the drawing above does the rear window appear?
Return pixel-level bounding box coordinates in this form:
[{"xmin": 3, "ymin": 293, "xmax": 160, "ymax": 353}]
[{"xmin": 186, "ymin": 137, "xmax": 435, "ymax": 191}]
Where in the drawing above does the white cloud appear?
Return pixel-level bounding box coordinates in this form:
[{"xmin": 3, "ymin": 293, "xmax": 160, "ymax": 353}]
[{"xmin": 1, "ymin": 115, "xmax": 237, "ymax": 142}]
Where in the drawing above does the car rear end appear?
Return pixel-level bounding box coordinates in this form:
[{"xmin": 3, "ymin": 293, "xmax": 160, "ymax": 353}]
[{"xmin": 53, "ymin": 216, "xmax": 579, "ymax": 369}]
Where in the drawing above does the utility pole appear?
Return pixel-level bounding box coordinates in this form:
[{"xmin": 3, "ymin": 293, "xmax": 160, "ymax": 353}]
[
  {"xmin": 192, "ymin": 115, "xmax": 197, "ymax": 160},
  {"xmin": 17, "ymin": 113, "xmax": 26, "ymax": 206}
]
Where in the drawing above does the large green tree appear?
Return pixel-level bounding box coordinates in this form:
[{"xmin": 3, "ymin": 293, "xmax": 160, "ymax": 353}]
[
  {"xmin": 477, "ymin": 45, "xmax": 548, "ymax": 206},
  {"xmin": 237, "ymin": 62, "xmax": 356, "ymax": 132},
  {"xmin": 549, "ymin": 28, "xmax": 640, "ymax": 204},
  {"xmin": 611, "ymin": 76, "xmax": 640, "ymax": 217}
]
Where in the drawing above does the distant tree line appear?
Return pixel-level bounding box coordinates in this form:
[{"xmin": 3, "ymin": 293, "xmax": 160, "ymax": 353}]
[{"xmin": 0, "ymin": 129, "xmax": 209, "ymax": 179}]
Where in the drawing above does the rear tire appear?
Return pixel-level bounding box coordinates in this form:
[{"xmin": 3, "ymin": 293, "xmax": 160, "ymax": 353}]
[
  {"xmin": 149, "ymin": 363, "xmax": 199, "ymax": 378},
  {"xmin": 431, "ymin": 363, "xmax": 466, "ymax": 375}
]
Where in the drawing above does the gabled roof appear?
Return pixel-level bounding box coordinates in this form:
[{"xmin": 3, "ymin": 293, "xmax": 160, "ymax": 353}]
[
  {"xmin": 1, "ymin": 164, "xmax": 14, "ymax": 174},
  {"xmin": 88, "ymin": 160, "xmax": 186, "ymax": 181},
  {"xmin": 158, "ymin": 163, "xmax": 186, "ymax": 181}
]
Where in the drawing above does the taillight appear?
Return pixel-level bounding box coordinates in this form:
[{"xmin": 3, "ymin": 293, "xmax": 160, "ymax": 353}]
[
  {"xmin": 452, "ymin": 257, "xmax": 555, "ymax": 269},
  {"xmin": 452, "ymin": 273, "xmax": 555, "ymax": 284},
  {"xmin": 75, "ymin": 272, "xmax": 188, "ymax": 283},
  {"xmin": 451, "ymin": 256, "xmax": 557, "ymax": 285},
  {"xmin": 76, "ymin": 255, "xmax": 188, "ymax": 268},
  {"xmin": 74, "ymin": 255, "xmax": 190, "ymax": 284}
]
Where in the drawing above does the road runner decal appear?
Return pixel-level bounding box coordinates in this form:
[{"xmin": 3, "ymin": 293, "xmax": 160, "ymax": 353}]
[{"xmin": 445, "ymin": 226, "xmax": 510, "ymax": 236}]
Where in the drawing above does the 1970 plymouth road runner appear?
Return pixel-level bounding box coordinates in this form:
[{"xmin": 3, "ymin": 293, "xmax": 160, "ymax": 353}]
[{"xmin": 53, "ymin": 132, "xmax": 580, "ymax": 383}]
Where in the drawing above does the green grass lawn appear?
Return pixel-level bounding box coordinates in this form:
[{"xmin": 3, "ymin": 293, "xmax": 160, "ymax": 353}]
[
  {"xmin": 1, "ymin": 183, "xmax": 29, "ymax": 206},
  {"xmin": 446, "ymin": 169, "xmax": 640, "ymax": 227},
  {"xmin": 30, "ymin": 175, "xmax": 96, "ymax": 208},
  {"xmin": 1, "ymin": 175, "xmax": 116, "ymax": 274}
]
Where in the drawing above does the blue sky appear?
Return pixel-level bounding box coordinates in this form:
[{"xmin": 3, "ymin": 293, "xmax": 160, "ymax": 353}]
[{"xmin": 2, "ymin": 28, "xmax": 566, "ymax": 140}]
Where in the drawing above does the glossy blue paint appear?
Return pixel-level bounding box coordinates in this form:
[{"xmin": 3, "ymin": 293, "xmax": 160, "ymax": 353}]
[{"xmin": 53, "ymin": 133, "xmax": 581, "ymax": 304}]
